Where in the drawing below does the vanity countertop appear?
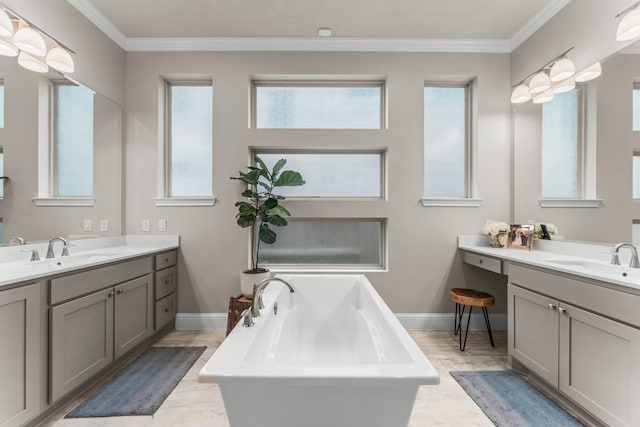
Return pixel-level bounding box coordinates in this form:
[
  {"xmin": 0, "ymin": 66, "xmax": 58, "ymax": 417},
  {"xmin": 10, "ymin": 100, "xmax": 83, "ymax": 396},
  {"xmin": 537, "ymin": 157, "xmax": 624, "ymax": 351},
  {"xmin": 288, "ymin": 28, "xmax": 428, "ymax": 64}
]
[
  {"xmin": 0, "ymin": 235, "xmax": 179, "ymax": 288},
  {"xmin": 458, "ymin": 235, "xmax": 640, "ymax": 292}
]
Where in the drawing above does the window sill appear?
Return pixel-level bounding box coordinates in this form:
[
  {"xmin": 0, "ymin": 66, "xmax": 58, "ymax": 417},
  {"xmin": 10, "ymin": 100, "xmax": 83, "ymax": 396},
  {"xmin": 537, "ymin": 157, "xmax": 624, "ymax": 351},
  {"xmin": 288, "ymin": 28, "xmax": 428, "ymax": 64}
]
[
  {"xmin": 32, "ymin": 197, "xmax": 95, "ymax": 207},
  {"xmin": 538, "ymin": 198, "xmax": 602, "ymax": 208},
  {"xmin": 420, "ymin": 197, "xmax": 483, "ymax": 207},
  {"xmin": 153, "ymin": 197, "xmax": 217, "ymax": 207}
]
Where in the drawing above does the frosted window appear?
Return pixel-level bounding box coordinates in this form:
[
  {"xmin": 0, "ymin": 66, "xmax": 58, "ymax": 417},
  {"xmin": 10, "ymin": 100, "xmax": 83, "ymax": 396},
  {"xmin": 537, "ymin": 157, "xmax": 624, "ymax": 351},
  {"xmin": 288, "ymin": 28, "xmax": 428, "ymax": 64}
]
[
  {"xmin": 0, "ymin": 82, "xmax": 4, "ymax": 128},
  {"xmin": 424, "ymin": 86, "xmax": 467, "ymax": 197},
  {"xmin": 256, "ymin": 152, "xmax": 382, "ymax": 198},
  {"xmin": 634, "ymin": 88, "xmax": 640, "ymax": 131},
  {"xmin": 169, "ymin": 84, "xmax": 213, "ymax": 197},
  {"xmin": 259, "ymin": 219, "xmax": 383, "ymax": 267},
  {"xmin": 634, "ymin": 154, "xmax": 640, "ymax": 199},
  {"xmin": 542, "ymin": 90, "xmax": 578, "ymax": 198},
  {"xmin": 255, "ymin": 84, "xmax": 382, "ymax": 129},
  {"xmin": 55, "ymin": 84, "xmax": 94, "ymax": 197}
]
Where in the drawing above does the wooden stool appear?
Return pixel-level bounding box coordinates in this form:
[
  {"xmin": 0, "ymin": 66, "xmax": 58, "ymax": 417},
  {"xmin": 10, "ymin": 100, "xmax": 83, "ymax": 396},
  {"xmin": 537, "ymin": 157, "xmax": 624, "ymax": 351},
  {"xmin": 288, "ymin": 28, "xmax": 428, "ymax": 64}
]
[
  {"xmin": 450, "ymin": 288, "xmax": 495, "ymax": 351},
  {"xmin": 226, "ymin": 295, "xmax": 253, "ymax": 336}
]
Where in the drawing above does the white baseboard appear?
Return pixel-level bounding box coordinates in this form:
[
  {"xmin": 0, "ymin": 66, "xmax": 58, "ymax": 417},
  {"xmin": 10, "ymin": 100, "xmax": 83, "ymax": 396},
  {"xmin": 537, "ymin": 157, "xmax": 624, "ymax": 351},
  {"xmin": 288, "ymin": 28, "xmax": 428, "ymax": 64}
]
[{"xmin": 175, "ymin": 312, "xmax": 507, "ymax": 331}]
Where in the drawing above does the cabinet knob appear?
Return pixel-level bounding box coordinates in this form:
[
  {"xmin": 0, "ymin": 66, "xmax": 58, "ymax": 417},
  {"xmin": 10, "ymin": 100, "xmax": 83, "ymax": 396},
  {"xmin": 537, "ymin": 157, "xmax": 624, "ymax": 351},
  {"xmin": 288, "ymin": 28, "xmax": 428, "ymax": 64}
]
[
  {"xmin": 164, "ymin": 307, "xmax": 170, "ymax": 313},
  {"xmin": 107, "ymin": 292, "xmax": 114, "ymax": 298},
  {"xmin": 558, "ymin": 307, "xmax": 567, "ymax": 314},
  {"xmin": 116, "ymin": 289, "xmax": 124, "ymax": 294},
  {"xmin": 478, "ymin": 260, "xmax": 483, "ymax": 264},
  {"xmin": 165, "ymin": 280, "xmax": 169, "ymax": 285},
  {"xmin": 548, "ymin": 303, "xmax": 556, "ymax": 310}
]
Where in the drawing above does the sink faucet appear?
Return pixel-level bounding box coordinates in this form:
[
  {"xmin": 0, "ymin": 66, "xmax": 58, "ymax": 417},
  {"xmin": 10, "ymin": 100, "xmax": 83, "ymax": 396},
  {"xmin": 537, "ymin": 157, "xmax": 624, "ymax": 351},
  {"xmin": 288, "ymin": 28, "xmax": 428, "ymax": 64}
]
[
  {"xmin": 248, "ymin": 277, "xmax": 296, "ymax": 319},
  {"xmin": 610, "ymin": 243, "xmax": 640, "ymax": 268},
  {"xmin": 46, "ymin": 237, "xmax": 70, "ymax": 259},
  {"xmin": 5, "ymin": 236, "xmax": 25, "ymax": 246}
]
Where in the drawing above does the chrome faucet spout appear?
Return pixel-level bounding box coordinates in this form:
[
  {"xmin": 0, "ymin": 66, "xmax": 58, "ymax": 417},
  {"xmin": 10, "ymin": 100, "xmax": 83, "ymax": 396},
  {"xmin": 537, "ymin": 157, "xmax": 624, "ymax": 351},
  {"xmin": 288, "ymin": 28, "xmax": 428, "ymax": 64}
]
[
  {"xmin": 46, "ymin": 237, "xmax": 70, "ymax": 259},
  {"xmin": 611, "ymin": 243, "xmax": 640, "ymax": 268},
  {"xmin": 6, "ymin": 236, "xmax": 25, "ymax": 246},
  {"xmin": 250, "ymin": 277, "xmax": 295, "ymax": 319}
]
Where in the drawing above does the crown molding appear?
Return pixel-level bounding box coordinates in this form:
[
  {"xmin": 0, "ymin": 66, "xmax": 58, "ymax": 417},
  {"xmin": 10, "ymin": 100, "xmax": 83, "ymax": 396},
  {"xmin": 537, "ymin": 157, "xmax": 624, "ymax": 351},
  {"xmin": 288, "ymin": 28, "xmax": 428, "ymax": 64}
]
[
  {"xmin": 68, "ymin": 0, "xmax": 567, "ymax": 54},
  {"xmin": 509, "ymin": 0, "xmax": 572, "ymax": 51},
  {"xmin": 66, "ymin": 0, "xmax": 128, "ymax": 49},
  {"xmin": 125, "ymin": 37, "xmax": 511, "ymax": 53}
]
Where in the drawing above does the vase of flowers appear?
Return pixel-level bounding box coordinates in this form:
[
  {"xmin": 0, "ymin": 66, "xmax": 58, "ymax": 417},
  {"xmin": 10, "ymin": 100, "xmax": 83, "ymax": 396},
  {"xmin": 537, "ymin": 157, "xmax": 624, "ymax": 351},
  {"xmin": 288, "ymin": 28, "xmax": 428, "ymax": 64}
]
[{"xmin": 483, "ymin": 221, "xmax": 510, "ymax": 248}]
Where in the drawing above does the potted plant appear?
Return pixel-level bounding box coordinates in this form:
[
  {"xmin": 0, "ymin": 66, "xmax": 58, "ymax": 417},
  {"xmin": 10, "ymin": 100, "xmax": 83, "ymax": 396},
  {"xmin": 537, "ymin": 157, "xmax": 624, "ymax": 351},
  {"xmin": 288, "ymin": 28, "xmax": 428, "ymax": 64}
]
[{"xmin": 231, "ymin": 156, "xmax": 305, "ymax": 297}]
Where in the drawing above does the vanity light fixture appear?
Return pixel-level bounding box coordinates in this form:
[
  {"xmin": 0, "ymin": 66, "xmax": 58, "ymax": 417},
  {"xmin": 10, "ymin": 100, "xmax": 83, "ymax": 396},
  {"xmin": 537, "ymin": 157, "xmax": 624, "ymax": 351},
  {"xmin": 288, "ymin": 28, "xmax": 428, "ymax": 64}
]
[
  {"xmin": 574, "ymin": 62, "xmax": 602, "ymax": 82},
  {"xmin": 616, "ymin": 1, "xmax": 640, "ymax": 41},
  {"xmin": 0, "ymin": 5, "xmax": 75, "ymax": 73},
  {"xmin": 511, "ymin": 47, "xmax": 601, "ymax": 104}
]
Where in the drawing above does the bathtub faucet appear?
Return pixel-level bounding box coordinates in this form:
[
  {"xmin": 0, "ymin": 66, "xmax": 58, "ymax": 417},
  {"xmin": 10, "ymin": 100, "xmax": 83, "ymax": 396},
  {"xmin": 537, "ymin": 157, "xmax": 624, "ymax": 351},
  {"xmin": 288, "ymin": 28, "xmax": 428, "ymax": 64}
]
[{"xmin": 251, "ymin": 277, "xmax": 296, "ymax": 318}]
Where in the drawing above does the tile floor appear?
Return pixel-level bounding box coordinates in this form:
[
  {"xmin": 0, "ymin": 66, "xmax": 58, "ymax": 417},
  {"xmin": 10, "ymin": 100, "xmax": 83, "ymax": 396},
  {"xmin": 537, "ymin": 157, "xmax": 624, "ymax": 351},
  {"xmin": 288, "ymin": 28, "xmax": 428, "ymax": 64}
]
[{"xmin": 42, "ymin": 329, "xmax": 508, "ymax": 426}]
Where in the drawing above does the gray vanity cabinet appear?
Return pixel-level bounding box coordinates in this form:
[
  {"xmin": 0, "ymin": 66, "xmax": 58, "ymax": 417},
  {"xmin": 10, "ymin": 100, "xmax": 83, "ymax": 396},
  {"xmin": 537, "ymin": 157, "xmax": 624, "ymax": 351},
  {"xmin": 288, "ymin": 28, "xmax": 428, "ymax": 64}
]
[
  {"xmin": 508, "ymin": 264, "xmax": 640, "ymax": 427},
  {"xmin": 50, "ymin": 287, "xmax": 114, "ymax": 403},
  {"xmin": 0, "ymin": 283, "xmax": 42, "ymax": 427},
  {"xmin": 507, "ymin": 284, "xmax": 559, "ymax": 387},
  {"xmin": 114, "ymin": 275, "xmax": 154, "ymax": 359}
]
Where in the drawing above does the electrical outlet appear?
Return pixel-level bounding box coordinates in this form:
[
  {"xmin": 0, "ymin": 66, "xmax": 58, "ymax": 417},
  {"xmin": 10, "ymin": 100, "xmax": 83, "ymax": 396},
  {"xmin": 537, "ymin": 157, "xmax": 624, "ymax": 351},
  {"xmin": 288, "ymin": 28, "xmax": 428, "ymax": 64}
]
[
  {"xmin": 142, "ymin": 219, "xmax": 150, "ymax": 232},
  {"xmin": 83, "ymin": 219, "xmax": 92, "ymax": 232},
  {"xmin": 158, "ymin": 219, "xmax": 167, "ymax": 232},
  {"xmin": 100, "ymin": 219, "xmax": 109, "ymax": 232}
]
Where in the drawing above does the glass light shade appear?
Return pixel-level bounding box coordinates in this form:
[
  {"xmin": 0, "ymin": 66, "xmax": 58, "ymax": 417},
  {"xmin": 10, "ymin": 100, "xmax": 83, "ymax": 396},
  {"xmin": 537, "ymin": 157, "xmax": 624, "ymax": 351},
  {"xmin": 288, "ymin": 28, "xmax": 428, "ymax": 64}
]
[
  {"xmin": 510, "ymin": 84, "xmax": 531, "ymax": 104},
  {"xmin": 574, "ymin": 62, "xmax": 602, "ymax": 82},
  {"xmin": 46, "ymin": 46, "xmax": 74, "ymax": 73},
  {"xmin": 17, "ymin": 51, "xmax": 48, "ymax": 73},
  {"xmin": 551, "ymin": 77, "xmax": 575, "ymax": 94},
  {"xmin": 13, "ymin": 26, "xmax": 46, "ymax": 56},
  {"xmin": 529, "ymin": 72, "xmax": 551, "ymax": 94},
  {"xmin": 0, "ymin": 9, "xmax": 13, "ymax": 37},
  {"xmin": 617, "ymin": 7, "xmax": 640, "ymax": 41},
  {"xmin": 533, "ymin": 89, "xmax": 554, "ymax": 104},
  {"xmin": 549, "ymin": 58, "xmax": 575, "ymax": 82},
  {"xmin": 0, "ymin": 36, "xmax": 18, "ymax": 57}
]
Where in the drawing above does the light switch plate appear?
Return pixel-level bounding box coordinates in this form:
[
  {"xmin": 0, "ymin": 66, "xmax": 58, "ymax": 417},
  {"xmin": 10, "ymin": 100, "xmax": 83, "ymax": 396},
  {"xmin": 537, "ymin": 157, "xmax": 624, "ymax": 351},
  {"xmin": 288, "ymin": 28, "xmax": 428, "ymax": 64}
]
[
  {"xmin": 158, "ymin": 219, "xmax": 167, "ymax": 232},
  {"xmin": 142, "ymin": 219, "xmax": 150, "ymax": 232},
  {"xmin": 100, "ymin": 219, "xmax": 109, "ymax": 232},
  {"xmin": 83, "ymin": 219, "xmax": 92, "ymax": 232}
]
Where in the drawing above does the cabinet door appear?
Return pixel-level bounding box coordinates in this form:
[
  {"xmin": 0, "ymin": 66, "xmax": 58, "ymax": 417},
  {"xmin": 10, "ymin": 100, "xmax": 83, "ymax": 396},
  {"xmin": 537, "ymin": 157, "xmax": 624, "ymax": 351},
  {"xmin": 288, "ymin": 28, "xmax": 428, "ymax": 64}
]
[
  {"xmin": 559, "ymin": 303, "xmax": 640, "ymax": 427},
  {"xmin": 508, "ymin": 284, "xmax": 559, "ymax": 387},
  {"xmin": 114, "ymin": 274, "xmax": 153, "ymax": 359},
  {"xmin": 0, "ymin": 284, "xmax": 41, "ymax": 427},
  {"xmin": 50, "ymin": 287, "xmax": 114, "ymax": 403}
]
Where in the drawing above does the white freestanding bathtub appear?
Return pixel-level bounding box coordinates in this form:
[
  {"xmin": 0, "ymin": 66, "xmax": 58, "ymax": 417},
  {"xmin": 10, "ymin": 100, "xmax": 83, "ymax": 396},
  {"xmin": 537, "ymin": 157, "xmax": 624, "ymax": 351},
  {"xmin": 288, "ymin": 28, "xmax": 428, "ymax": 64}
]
[{"xmin": 199, "ymin": 274, "xmax": 439, "ymax": 427}]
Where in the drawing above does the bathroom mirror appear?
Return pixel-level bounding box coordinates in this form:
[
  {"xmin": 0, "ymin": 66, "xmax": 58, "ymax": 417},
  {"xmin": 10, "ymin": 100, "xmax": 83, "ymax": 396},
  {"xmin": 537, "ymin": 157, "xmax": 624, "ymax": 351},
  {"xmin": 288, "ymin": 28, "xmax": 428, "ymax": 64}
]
[
  {"xmin": 0, "ymin": 55, "xmax": 122, "ymax": 245},
  {"xmin": 512, "ymin": 45, "xmax": 640, "ymax": 244}
]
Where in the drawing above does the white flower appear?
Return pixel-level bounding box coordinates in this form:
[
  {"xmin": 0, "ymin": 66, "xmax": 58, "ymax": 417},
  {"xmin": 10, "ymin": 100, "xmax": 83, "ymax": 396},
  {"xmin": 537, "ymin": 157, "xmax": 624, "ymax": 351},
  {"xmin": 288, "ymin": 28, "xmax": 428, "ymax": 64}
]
[{"xmin": 482, "ymin": 221, "xmax": 510, "ymax": 236}]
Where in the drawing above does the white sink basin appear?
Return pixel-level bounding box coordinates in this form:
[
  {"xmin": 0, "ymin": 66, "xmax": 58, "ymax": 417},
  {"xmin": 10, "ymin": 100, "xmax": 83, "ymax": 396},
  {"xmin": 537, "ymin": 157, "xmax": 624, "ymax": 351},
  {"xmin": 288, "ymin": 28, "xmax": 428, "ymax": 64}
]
[{"xmin": 546, "ymin": 259, "xmax": 640, "ymax": 279}]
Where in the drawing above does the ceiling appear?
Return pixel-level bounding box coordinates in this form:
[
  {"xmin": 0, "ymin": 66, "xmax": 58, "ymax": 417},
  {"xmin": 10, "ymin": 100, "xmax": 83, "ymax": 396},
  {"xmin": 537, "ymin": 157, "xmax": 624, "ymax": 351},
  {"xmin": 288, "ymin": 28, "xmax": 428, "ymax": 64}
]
[{"xmin": 67, "ymin": 0, "xmax": 570, "ymax": 52}]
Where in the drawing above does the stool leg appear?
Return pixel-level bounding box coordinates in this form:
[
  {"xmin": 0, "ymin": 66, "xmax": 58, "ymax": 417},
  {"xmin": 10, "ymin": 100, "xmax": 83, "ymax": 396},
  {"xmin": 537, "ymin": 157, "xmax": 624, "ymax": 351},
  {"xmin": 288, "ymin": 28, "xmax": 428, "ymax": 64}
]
[
  {"xmin": 460, "ymin": 306, "xmax": 472, "ymax": 351},
  {"xmin": 454, "ymin": 303, "xmax": 460, "ymax": 335},
  {"xmin": 482, "ymin": 307, "xmax": 495, "ymax": 348},
  {"xmin": 455, "ymin": 303, "xmax": 465, "ymax": 336}
]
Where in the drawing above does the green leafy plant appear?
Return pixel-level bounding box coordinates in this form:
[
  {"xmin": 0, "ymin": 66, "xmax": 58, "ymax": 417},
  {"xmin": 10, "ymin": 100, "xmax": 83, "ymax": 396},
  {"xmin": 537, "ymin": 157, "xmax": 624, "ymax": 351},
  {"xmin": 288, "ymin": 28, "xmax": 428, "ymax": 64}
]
[{"xmin": 231, "ymin": 156, "xmax": 305, "ymax": 272}]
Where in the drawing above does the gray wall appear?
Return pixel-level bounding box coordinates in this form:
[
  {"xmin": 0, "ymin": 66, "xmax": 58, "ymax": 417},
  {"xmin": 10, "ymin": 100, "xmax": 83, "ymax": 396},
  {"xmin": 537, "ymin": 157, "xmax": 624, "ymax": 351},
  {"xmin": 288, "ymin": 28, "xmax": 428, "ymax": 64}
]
[{"xmin": 124, "ymin": 52, "xmax": 512, "ymax": 314}]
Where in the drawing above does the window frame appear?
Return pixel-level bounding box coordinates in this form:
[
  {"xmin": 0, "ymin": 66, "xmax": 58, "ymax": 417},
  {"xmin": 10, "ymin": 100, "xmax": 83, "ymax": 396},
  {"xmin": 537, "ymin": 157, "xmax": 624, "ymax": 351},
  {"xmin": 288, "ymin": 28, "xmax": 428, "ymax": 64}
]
[
  {"xmin": 259, "ymin": 217, "xmax": 387, "ymax": 271},
  {"xmin": 421, "ymin": 81, "xmax": 480, "ymax": 206},
  {"xmin": 251, "ymin": 148, "xmax": 387, "ymax": 201},
  {"xmin": 155, "ymin": 79, "xmax": 216, "ymax": 206},
  {"xmin": 633, "ymin": 83, "xmax": 640, "ymax": 132},
  {"xmin": 0, "ymin": 78, "xmax": 4, "ymax": 129},
  {"xmin": 251, "ymin": 79, "xmax": 386, "ymax": 129}
]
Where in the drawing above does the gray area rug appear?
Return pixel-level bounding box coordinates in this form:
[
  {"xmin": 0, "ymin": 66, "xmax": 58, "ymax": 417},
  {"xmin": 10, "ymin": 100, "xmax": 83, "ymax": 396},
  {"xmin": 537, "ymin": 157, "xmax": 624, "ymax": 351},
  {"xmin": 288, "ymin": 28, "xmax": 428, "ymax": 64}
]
[
  {"xmin": 450, "ymin": 370, "xmax": 584, "ymax": 426},
  {"xmin": 66, "ymin": 346, "xmax": 206, "ymax": 418}
]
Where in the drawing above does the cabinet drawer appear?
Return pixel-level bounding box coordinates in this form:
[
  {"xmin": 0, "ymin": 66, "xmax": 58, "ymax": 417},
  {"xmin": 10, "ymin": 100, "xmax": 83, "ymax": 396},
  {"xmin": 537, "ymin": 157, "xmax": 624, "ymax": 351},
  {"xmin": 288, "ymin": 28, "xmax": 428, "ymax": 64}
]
[
  {"xmin": 50, "ymin": 257, "xmax": 152, "ymax": 305},
  {"xmin": 155, "ymin": 251, "xmax": 177, "ymax": 270},
  {"xmin": 155, "ymin": 266, "xmax": 177, "ymax": 301},
  {"xmin": 464, "ymin": 252, "xmax": 503, "ymax": 274},
  {"xmin": 155, "ymin": 292, "xmax": 176, "ymax": 330}
]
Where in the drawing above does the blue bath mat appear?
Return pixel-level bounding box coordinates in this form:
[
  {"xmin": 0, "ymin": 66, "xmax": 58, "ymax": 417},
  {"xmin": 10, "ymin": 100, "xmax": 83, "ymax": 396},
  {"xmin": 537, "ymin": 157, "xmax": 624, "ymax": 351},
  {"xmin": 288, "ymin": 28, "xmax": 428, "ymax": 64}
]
[
  {"xmin": 66, "ymin": 346, "xmax": 206, "ymax": 418},
  {"xmin": 450, "ymin": 370, "xmax": 584, "ymax": 426}
]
